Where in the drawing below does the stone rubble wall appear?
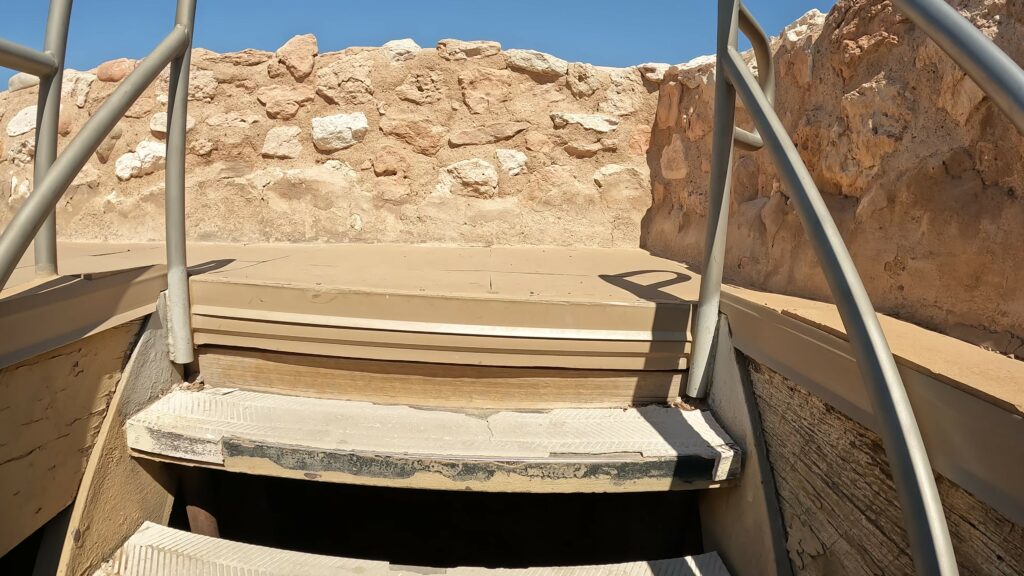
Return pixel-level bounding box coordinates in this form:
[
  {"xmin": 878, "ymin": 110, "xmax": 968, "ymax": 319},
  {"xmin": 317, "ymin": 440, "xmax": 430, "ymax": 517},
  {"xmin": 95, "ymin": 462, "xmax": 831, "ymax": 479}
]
[
  {"xmin": 645, "ymin": 0, "xmax": 1024, "ymax": 358},
  {"xmin": 0, "ymin": 37, "xmax": 660, "ymax": 248}
]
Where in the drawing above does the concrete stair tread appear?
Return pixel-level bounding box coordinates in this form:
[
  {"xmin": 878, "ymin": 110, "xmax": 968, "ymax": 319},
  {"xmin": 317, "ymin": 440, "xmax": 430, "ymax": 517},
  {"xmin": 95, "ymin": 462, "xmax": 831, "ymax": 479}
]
[
  {"xmin": 95, "ymin": 522, "xmax": 731, "ymax": 576},
  {"xmin": 183, "ymin": 243, "xmax": 697, "ymax": 370},
  {"xmin": 126, "ymin": 388, "xmax": 740, "ymax": 492}
]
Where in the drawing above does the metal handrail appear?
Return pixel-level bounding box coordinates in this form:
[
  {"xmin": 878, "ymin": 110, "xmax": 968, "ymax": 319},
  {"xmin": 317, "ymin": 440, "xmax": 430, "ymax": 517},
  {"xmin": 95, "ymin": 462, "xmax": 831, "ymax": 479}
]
[
  {"xmin": 686, "ymin": 1, "xmax": 969, "ymax": 574},
  {"xmin": 893, "ymin": 0, "xmax": 1024, "ymax": 133},
  {"xmin": 0, "ymin": 0, "xmax": 197, "ymax": 364},
  {"xmin": 33, "ymin": 0, "xmax": 72, "ymax": 277}
]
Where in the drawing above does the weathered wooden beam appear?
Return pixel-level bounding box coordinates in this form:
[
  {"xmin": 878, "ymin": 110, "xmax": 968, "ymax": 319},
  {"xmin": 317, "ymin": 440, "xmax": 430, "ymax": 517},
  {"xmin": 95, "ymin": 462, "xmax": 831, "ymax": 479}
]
[
  {"xmin": 0, "ymin": 320, "xmax": 141, "ymax": 558},
  {"xmin": 57, "ymin": 296, "xmax": 182, "ymax": 576}
]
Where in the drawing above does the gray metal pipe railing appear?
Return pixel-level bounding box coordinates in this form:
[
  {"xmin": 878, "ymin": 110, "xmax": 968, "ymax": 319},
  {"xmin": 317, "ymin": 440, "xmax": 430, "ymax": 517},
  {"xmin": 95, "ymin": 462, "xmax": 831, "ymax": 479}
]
[
  {"xmin": 32, "ymin": 0, "xmax": 74, "ymax": 278},
  {"xmin": 0, "ymin": 1, "xmax": 198, "ymax": 366},
  {"xmin": 0, "ymin": 37, "xmax": 57, "ymax": 77},
  {"xmin": 164, "ymin": 0, "xmax": 197, "ymax": 364},
  {"xmin": 0, "ymin": 28, "xmax": 188, "ymax": 285},
  {"xmin": 893, "ymin": 0, "xmax": 1024, "ymax": 133},
  {"xmin": 724, "ymin": 45, "xmax": 958, "ymax": 576},
  {"xmin": 687, "ymin": 0, "xmax": 777, "ymax": 398},
  {"xmin": 687, "ymin": 1, "xmax": 963, "ymax": 574}
]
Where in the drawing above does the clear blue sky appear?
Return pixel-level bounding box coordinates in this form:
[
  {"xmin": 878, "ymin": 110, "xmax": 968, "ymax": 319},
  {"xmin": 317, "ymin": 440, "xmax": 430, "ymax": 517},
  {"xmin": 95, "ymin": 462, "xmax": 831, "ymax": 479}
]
[{"xmin": 1, "ymin": 1, "xmax": 833, "ymax": 87}]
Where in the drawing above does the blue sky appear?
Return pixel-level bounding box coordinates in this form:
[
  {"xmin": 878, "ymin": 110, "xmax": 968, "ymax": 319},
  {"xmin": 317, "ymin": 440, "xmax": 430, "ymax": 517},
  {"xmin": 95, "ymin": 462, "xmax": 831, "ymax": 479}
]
[{"xmin": 1, "ymin": 1, "xmax": 833, "ymax": 87}]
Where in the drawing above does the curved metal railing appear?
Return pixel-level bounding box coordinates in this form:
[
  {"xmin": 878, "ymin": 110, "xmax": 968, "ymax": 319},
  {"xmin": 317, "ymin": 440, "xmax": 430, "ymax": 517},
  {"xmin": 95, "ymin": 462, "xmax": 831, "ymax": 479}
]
[
  {"xmin": 0, "ymin": 0, "xmax": 196, "ymax": 364},
  {"xmin": 688, "ymin": 0, "xmax": 1024, "ymax": 574}
]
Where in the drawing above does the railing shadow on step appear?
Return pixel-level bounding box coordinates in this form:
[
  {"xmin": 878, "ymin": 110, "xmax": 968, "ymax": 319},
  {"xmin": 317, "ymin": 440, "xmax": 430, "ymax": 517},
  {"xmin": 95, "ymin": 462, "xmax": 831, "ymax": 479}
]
[
  {"xmin": 686, "ymin": 1, "xmax": 1024, "ymax": 575},
  {"xmin": 0, "ymin": 0, "xmax": 198, "ymax": 364},
  {"xmin": 599, "ymin": 270, "xmax": 700, "ymax": 488}
]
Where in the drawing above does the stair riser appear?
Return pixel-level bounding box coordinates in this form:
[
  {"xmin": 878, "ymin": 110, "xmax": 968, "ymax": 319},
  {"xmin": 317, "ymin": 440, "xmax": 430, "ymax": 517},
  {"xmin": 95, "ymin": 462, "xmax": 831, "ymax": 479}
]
[
  {"xmin": 128, "ymin": 438, "xmax": 731, "ymax": 494},
  {"xmin": 198, "ymin": 347, "xmax": 685, "ymax": 409},
  {"xmin": 125, "ymin": 390, "xmax": 740, "ymax": 494}
]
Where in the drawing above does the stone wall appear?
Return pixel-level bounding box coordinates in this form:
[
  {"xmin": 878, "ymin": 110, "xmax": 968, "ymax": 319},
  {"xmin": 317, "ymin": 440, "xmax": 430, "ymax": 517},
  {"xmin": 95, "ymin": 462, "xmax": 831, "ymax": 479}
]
[
  {"xmin": 749, "ymin": 360, "xmax": 1023, "ymax": 575},
  {"xmin": 644, "ymin": 0, "xmax": 1024, "ymax": 357},
  {"xmin": 0, "ymin": 37, "xmax": 660, "ymax": 248}
]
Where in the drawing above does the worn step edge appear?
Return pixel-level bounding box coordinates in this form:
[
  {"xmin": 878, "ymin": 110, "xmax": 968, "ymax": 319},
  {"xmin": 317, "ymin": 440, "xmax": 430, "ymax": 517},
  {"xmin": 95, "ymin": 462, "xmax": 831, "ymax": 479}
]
[
  {"xmin": 196, "ymin": 346, "xmax": 686, "ymax": 410},
  {"xmin": 96, "ymin": 522, "xmax": 731, "ymax": 576},
  {"xmin": 126, "ymin": 389, "xmax": 740, "ymax": 493},
  {"xmin": 191, "ymin": 315, "xmax": 690, "ymax": 370}
]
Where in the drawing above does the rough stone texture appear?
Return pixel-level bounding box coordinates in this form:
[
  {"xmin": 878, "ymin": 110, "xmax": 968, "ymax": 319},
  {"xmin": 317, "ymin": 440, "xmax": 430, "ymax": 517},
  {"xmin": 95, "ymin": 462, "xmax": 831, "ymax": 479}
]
[
  {"xmin": 379, "ymin": 116, "xmax": 449, "ymax": 156},
  {"xmin": 749, "ymin": 360, "xmax": 1024, "ymax": 575},
  {"xmin": 62, "ymin": 69, "xmax": 96, "ymax": 108},
  {"xmin": 8, "ymin": 72, "xmax": 39, "ymax": 93},
  {"xmin": 551, "ymin": 112, "xmax": 619, "ymax": 133},
  {"xmin": 315, "ymin": 51, "xmax": 375, "ymax": 105},
  {"xmin": 439, "ymin": 159, "xmax": 499, "ymax": 198},
  {"xmin": 449, "ymin": 122, "xmax": 529, "ymax": 147},
  {"xmin": 637, "ymin": 63, "xmax": 672, "ymax": 84},
  {"xmin": 643, "ymin": 1, "xmax": 1024, "ymax": 357},
  {"xmin": 311, "ymin": 112, "xmax": 369, "ymax": 152},
  {"xmin": 567, "ymin": 62, "xmax": 603, "ymax": 98},
  {"xmin": 505, "ymin": 49, "xmax": 570, "ymax": 78},
  {"xmin": 383, "ymin": 38, "xmax": 422, "ymax": 63},
  {"xmin": 256, "ymin": 85, "xmax": 316, "ymax": 120},
  {"xmin": 458, "ymin": 68, "xmax": 514, "ymax": 114},
  {"xmin": 6, "ymin": 106, "xmax": 37, "ymax": 137},
  {"xmin": 114, "ymin": 140, "xmax": 166, "ymax": 181},
  {"xmin": 97, "ymin": 58, "xmax": 136, "ymax": 83},
  {"xmin": 0, "ymin": 35, "xmax": 634, "ymax": 253},
  {"xmin": 496, "ymin": 149, "xmax": 527, "ymax": 176},
  {"xmin": 261, "ymin": 126, "xmax": 303, "ymax": 159},
  {"xmin": 396, "ymin": 70, "xmax": 445, "ymax": 105},
  {"xmin": 274, "ymin": 34, "xmax": 318, "ymax": 82},
  {"xmin": 188, "ymin": 69, "xmax": 219, "ymax": 103},
  {"xmin": 95, "ymin": 125, "xmax": 123, "ymax": 164},
  {"xmin": 149, "ymin": 112, "xmax": 195, "ymax": 137},
  {"xmin": 437, "ymin": 39, "xmax": 501, "ymax": 61}
]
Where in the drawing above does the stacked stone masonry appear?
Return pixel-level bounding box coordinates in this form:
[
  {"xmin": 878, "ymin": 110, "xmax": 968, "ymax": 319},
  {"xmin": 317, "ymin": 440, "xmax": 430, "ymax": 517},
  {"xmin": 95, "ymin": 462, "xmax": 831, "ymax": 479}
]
[{"xmin": 0, "ymin": 36, "xmax": 659, "ymax": 249}]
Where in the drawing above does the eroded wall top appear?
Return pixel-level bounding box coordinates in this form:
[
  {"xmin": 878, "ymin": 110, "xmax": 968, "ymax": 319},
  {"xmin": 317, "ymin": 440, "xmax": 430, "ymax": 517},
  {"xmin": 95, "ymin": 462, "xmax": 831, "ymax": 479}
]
[{"xmin": 0, "ymin": 37, "xmax": 664, "ymax": 248}]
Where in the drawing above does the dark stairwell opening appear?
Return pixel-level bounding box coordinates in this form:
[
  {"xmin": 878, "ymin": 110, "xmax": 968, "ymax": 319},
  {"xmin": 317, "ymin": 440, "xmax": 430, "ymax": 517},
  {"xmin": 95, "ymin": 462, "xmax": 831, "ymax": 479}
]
[{"xmin": 168, "ymin": 467, "xmax": 704, "ymax": 569}]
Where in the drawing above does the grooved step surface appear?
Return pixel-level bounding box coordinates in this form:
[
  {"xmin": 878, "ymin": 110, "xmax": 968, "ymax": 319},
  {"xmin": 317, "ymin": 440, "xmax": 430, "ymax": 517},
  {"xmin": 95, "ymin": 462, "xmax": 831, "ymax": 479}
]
[
  {"xmin": 186, "ymin": 243, "xmax": 698, "ymax": 370},
  {"xmin": 126, "ymin": 389, "xmax": 740, "ymax": 492},
  {"xmin": 95, "ymin": 522, "xmax": 731, "ymax": 576}
]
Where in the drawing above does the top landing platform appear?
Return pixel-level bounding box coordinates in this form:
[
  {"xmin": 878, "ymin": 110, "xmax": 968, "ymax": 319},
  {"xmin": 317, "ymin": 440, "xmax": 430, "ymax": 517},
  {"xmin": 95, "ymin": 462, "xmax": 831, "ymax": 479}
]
[
  {"xmin": 186, "ymin": 243, "xmax": 699, "ymax": 370},
  {"xmin": 6, "ymin": 242, "xmax": 699, "ymax": 371}
]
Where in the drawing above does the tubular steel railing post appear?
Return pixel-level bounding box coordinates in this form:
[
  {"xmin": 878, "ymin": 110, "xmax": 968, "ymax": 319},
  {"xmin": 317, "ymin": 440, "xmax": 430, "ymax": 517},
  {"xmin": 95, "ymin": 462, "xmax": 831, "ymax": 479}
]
[
  {"xmin": 685, "ymin": 0, "xmax": 740, "ymax": 399},
  {"xmin": 0, "ymin": 27, "xmax": 189, "ymax": 291},
  {"xmin": 689, "ymin": 1, "xmax": 960, "ymax": 574},
  {"xmin": 723, "ymin": 44, "xmax": 958, "ymax": 574},
  {"xmin": 0, "ymin": 38, "xmax": 57, "ymax": 76},
  {"xmin": 688, "ymin": 0, "xmax": 776, "ymax": 398},
  {"xmin": 32, "ymin": 0, "xmax": 74, "ymax": 278},
  {"xmin": 164, "ymin": 0, "xmax": 197, "ymax": 365}
]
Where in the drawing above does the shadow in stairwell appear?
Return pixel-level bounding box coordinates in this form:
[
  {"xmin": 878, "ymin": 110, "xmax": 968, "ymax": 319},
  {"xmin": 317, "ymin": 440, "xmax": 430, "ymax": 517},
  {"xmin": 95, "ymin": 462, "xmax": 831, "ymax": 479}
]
[
  {"xmin": 187, "ymin": 258, "xmax": 235, "ymax": 277},
  {"xmin": 599, "ymin": 269, "xmax": 692, "ymax": 405},
  {"xmin": 600, "ymin": 270, "xmax": 717, "ymax": 567}
]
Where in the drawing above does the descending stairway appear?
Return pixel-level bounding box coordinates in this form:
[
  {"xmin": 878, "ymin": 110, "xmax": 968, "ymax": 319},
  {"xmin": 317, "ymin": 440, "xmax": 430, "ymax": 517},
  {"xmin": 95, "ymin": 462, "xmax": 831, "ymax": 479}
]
[
  {"xmin": 97, "ymin": 523, "xmax": 731, "ymax": 576},
  {"xmin": 94, "ymin": 246, "xmax": 742, "ymax": 575},
  {"xmin": 127, "ymin": 388, "xmax": 738, "ymax": 492}
]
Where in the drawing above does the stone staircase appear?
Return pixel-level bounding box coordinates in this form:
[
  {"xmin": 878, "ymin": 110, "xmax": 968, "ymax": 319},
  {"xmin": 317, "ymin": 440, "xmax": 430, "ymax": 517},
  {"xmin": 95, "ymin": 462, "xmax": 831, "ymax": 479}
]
[
  {"xmin": 91, "ymin": 245, "xmax": 742, "ymax": 575},
  {"xmin": 98, "ymin": 523, "xmax": 730, "ymax": 576}
]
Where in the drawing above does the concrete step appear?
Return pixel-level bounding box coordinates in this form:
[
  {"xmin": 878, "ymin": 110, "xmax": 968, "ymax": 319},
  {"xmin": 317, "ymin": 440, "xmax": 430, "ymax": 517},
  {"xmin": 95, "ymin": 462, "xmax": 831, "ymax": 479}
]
[
  {"xmin": 196, "ymin": 346, "xmax": 687, "ymax": 409},
  {"xmin": 187, "ymin": 244, "xmax": 697, "ymax": 370},
  {"xmin": 95, "ymin": 522, "xmax": 731, "ymax": 576},
  {"xmin": 126, "ymin": 388, "xmax": 740, "ymax": 493}
]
